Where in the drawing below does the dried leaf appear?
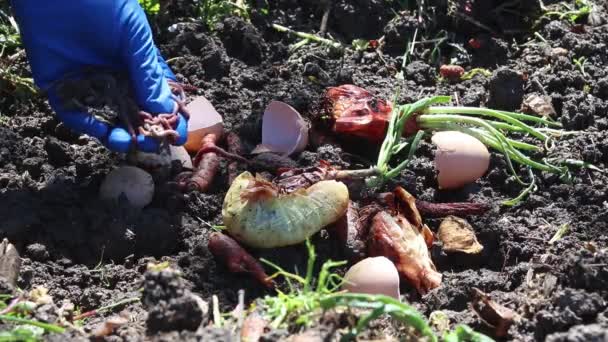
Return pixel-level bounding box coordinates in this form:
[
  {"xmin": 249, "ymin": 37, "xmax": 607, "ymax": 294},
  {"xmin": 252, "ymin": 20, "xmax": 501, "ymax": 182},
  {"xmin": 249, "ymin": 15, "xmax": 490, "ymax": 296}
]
[
  {"xmin": 521, "ymin": 94, "xmax": 556, "ymax": 118},
  {"xmin": 438, "ymin": 216, "xmax": 484, "ymax": 254},
  {"xmin": 252, "ymin": 101, "xmax": 309, "ymax": 156},
  {"xmin": 471, "ymin": 288, "xmax": 517, "ymax": 337}
]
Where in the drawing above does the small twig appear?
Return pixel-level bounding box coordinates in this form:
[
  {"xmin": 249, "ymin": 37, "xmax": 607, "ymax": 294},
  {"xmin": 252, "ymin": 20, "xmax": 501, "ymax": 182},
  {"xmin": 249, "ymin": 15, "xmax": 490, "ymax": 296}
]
[
  {"xmin": 213, "ymin": 295, "xmax": 222, "ymax": 327},
  {"xmin": 73, "ymin": 297, "xmax": 140, "ymax": 321},
  {"xmin": 319, "ymin": 0, "xmax": 331, "ymax": 36},
  {"xmin": 0, "ymin": 295, "xmax": 23, "ymax": 315},
  {"xmin": 235, "ymin": 289, "xmax": 245, "ymax": 341}
]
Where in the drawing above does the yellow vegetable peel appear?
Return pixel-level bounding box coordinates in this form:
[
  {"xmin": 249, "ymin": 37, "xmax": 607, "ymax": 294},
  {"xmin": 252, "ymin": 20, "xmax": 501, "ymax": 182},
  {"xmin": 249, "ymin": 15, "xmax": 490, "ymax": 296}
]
[{"xmin": 222, "ymin": 172, "xmax": 349, "ymax": 248}]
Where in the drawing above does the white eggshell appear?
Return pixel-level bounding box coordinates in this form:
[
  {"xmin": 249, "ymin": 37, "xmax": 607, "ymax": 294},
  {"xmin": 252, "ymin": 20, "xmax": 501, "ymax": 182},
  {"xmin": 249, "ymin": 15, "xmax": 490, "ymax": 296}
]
[
  {"xmin": 99, "ymin": 166, "xmax": 155, "ymax": 209},
  {"xmin": 251, "ymin": 101, "xmax": 309, "ymax": 156},
  {"xmin": 342, "ymin": 256, "xmax": 400, "ymax": 299},
  {"xmin": 431, "ymin": 131, "xmax": 490, "ymax": 189},
  {"xmin": 169, "ymin": 145, "xmax": 193, "ymax": 169},
  {"xmin": 184, "ymin": 96, "xmax": 224, "ymax": 153}
]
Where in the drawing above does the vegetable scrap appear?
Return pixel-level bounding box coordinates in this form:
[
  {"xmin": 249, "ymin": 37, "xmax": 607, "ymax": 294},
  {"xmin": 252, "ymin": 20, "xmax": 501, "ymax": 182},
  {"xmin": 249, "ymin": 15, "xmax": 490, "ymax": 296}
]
[
  {"xmin": 439, "ymin": 64, "xmax": 465, "ymax": 81},
  {"xmin": 521, "ymin": 93, "xmax": 557, "ymax": 118},
  {"xmin": 221, "ymin": 171, "xmax": 349, "ymax": 248},
  {"xmin": 367, "ymin": 211, "xmax": 442, "ymax": 295},
  {"xmin": 437, "ymin": 216, "xmax": 484, "ymax": 254},
  {"xmin": 322, "ymin": 83, "xmax": 600, "ymax": 201},
  {"xmin": 323, "ymin": 84, "xmax": 394, "ymax": 142},
  {"xmin": 185, "ymin": 133, "xmax": 221, "ymax": 192},
  {"xmin": 471, "ymin": 288, "xmax": 517, "ymax": 337},
  {"xmin": 208, "ymin": 232, "xmax": 274, "ymax": 289}
]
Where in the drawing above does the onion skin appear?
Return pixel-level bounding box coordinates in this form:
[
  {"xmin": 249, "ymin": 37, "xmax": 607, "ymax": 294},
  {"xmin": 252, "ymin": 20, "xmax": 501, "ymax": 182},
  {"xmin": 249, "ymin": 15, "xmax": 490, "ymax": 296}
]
[
  {"xmin": 222, "ymin": 172, "xmax": 349, "ymax": 248},
  {"xmin": 367, "ymin": 211, "xmax": 442, "ymax": 295},
  {"xmin": 431, "ymin": 131, "xmax": 490, "ymax": 189},
  {"xmin": 323, "ymin": 84, "xmax": 393, "ymax": 142}
]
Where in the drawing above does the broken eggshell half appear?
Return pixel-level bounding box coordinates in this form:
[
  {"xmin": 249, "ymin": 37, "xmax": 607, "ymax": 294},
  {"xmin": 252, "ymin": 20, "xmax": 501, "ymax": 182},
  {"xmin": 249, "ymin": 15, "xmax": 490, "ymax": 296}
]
[
  {"xmin": 342, "ymin": 256, "xmax": 401, "ymax": 300},
  {"xmin": 431, "ymin": 131, "xmax": 490, "ymax": 190},
  {"xmin": 184, "ymin": 96, "xmax": 224, "ymax": 153},
  {"xmin": 251, "ymin": 101, "xmax": 309, "ymax": 156},
  {"xmin": 99, "ymin": 166, "xmax": 155, "ymax": 209}
]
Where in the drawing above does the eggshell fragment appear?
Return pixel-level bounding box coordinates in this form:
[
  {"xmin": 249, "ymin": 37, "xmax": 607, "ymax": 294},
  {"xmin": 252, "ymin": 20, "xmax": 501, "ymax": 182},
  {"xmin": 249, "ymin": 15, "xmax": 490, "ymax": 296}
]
[
  {"xmin": 99, "ymin": 166, "xmax": 155, "ymax": 209},
  {"xmin": 431, "ymin": 131, "xmax": 490, "ymax": 189},
  {"xmin": 251, "ymin": 101, "xmax": 309, "ymax": 156},
  {"xmin": 169, "ymin": 145, "xmax": 193, "ymax": 169},
  {"xmin": 184, "ymin": 96, "xmax": 224, "ymax": 153},
  {"xmin": 438, "ymin": 216, "xmax": 483, "ymax": 254},
  {"xmin": 342, "ymin": 256, "xmax": 400, "ymax": 300}
]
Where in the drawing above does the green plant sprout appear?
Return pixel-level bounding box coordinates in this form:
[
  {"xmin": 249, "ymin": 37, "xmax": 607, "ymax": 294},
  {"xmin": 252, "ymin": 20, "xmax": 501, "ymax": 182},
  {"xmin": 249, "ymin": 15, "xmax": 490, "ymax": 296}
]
[
  {"xmin": 0, "ymin": 8, "xmax": 21, "ymax": 57},
  {"xmin": 138, "ymin": 0, "xmax": 160, "ymax": 15},
  {"xmin": 271, "ymin": 23, "xmax": 343, "ymax": 52},
  {"xmin": 257, "ymin": 240, "xmax": 494, "ymax": 342},
  {"xmin": 539, "ymin": 0, "xmax": 592, "ymax": 24},
  {"xmin": 548, "ymin": 223, "xmax": 570, "ymax": 244},
  {"xmin": 573, "ymin": 56, "xmax": 588, "ymax": 77},
  {"xmin": 366, "ymin": 92, "xmax": 599, "ymax": 205},
  {"xmin": 199, "ymin": 0, "xmax": 251, "ymax": 30},
  {"xmin": 0, "ymin": 295, "xmax": 66, "ymax": 341}
]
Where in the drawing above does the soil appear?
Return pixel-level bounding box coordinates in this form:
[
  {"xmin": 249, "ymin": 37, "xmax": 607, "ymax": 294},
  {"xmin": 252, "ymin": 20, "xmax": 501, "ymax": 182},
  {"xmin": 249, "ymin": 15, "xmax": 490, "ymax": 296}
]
[{"xmin": 1, "ymin": 0, "xmax": 608, "ymax": 341}]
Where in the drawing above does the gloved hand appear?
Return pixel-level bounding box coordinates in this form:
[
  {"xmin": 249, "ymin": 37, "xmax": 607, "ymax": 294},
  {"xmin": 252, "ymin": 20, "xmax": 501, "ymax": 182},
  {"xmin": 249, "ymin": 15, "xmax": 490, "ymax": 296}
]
[{"xmin": 10, "ymin": 0, "xmax": 188, "ymax": 153}]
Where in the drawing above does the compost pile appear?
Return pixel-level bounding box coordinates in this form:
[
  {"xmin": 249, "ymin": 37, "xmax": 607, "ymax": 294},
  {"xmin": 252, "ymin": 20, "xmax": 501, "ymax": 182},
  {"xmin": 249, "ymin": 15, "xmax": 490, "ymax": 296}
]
[{"xmin": 1, "ymin": 0, "xmax": 608, "ymax": 341}]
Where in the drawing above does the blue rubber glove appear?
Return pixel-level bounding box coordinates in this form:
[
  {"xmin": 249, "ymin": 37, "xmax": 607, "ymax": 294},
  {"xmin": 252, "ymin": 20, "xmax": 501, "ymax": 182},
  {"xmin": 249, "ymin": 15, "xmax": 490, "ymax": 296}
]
[{"xmin": 10, "ymin": 0, "xmax": 188, "ymax": 153}]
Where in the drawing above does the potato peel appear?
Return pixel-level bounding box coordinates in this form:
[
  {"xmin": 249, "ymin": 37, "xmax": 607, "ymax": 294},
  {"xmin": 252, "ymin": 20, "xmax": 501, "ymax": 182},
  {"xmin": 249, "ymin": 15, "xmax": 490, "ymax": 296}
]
[{"xmin": 222, "ymin": 172, "xmax": 349, "ymax": 248}]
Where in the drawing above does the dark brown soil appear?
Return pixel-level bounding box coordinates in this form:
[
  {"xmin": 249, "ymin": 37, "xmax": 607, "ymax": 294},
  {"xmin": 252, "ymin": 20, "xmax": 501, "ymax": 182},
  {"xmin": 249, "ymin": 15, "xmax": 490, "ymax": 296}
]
[{"xmin": 1, "ymin": 1, "xmax": 607, "ymax": 341}]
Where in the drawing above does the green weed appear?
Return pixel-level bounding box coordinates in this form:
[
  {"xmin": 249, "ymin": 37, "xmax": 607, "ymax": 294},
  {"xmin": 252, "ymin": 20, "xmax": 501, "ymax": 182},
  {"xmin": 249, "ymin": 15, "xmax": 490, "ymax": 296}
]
[
  {"xmin": 0, "ymin": 295, "xmax": 65, "ymax": 341},
  {"xmin": 198, "ymin": 0, "xmax": 251, "ymax": 30},
  {"xmin": 539, "ymin": 0, "xmax": 592, "ymax": 24},
  {"xmin": 138, "ymin": 0, "xmax": 160, "ymax": 15}
]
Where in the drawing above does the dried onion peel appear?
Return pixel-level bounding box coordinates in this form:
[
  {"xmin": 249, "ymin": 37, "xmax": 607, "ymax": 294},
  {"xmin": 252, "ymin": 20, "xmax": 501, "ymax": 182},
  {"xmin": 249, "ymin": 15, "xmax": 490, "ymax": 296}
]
[{"xmin": 222, "ymin": 172, "xmax": 349, "ymax": 248}]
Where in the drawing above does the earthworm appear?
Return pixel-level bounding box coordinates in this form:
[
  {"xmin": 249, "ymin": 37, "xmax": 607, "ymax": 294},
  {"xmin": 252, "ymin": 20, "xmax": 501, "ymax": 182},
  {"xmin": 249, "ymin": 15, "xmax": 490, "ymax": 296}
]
[{"xmin": 208, "ymin": 232, "xmax": 274, "ymax": 289}]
